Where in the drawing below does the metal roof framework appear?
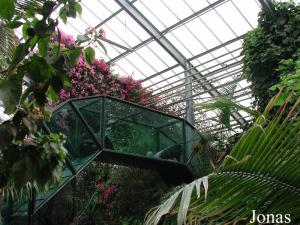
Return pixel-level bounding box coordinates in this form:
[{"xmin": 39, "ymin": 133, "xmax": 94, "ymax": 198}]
[{"xmin": 1, "ymin": 0, "xmax": 269, "ymax": 136}]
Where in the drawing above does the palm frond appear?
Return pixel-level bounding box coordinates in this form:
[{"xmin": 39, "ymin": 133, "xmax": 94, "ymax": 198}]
[
  {"xmin": 194, "ymin": 80, "xmax": 258, "ymax": 129},
  {"xmin": 145, "ymin": 92, "xmax": 300, "ymax": 225},
  {"xmin": 195, "ymin": 97, "xmax": 260, "ymax": 128},
  {"xmin": 0, "ymin": 22, "xmax": 18, "ymax": 71},
  {"xmin": 15, "ymin": 0, "xmax": 43, "ymax": 14}
]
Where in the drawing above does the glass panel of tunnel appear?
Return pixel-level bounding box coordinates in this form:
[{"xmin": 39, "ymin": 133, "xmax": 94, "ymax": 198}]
[
  {"xmin": 185, "ymin": 123, "xmax": 212, "ymax": 177},
  {"xmin": 104, "ymin": 97, "xmax": 186, "ymax": 163},
  {"xmin": 47, "ymin": 101, "xmax": 102, "ymax": 171}
]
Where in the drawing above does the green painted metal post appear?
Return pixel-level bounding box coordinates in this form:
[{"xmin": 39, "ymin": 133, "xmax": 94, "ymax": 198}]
[
  {"xmin": 27, "ymin": 187, "xmax": 36, "ymax": 225},
  {"xmin": 156, "ymin": 128, "xmax": 160, "ymax": 152},
  {"xmin": 69, "ymin": 101, "xmax": 103, "ymax": 150},
  {"xmin": 182, "ymin": 120, "xmax": 187, "ymax": 163},
  {"xmin": 101, "ymin": 96, "xmax": 106, "ymax": 148}
]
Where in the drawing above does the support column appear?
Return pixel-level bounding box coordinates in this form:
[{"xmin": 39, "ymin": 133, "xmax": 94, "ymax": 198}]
[{"xmin": 185, "ymin": 61, "xmax": 194, "ymax": 125}]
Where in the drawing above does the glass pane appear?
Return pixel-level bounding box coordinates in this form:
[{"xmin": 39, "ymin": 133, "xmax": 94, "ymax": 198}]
[
  {"xmin": 185, "ymin": 124, "xmax": 212, "ymax": 177},
  {"xmin": 48, "ymin": 102, "xmax": 99, "ymax": 160},
  {"xmin": 157, "ymin": 121, "xmax": 184, "ymax": 163},
  {"xmin": 105, "ymin": 98, "xmax": 185, "ymax": 161},
  {"xmin": 33, "ymin": 162, "xmax": 98, "ymax": 225}
]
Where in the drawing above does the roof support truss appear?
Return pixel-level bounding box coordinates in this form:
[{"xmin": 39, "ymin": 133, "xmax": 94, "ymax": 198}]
[{"xmin": 115, "ymin": 0, "xmax": 247, "ymax": 127}]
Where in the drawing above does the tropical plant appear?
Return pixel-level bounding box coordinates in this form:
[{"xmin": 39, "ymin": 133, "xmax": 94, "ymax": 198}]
[
  {"xmin": 0, "ymin": 0, "xmax": 94, "ymax": 216},
  {"xmin": 0, "ymin": 21, "xmax": 18, "ymax": 73},
  {"xmin": 194, "ymin": 82, "xmax": 259, "ymax": 129},
  {"xmin": 270, "ymin": 56, "xmax": 300, "ymax": 107},
  {"xmin": 108, "ymin": 166, "xmax": 167, "ymax": 222},
  {"xmin": 242, "ymin": 0, "xmax": 300, "ymax": 110},
  {"xmin": 54, "ymin": 30, "xmax": 164, "ymax": 109},
  {"xmin": 144, "ymin": 90, "xmax": 300, "ymax": 225}
]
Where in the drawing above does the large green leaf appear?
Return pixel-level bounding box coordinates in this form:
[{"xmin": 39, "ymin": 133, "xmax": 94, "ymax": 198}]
[
  {"xmin": 10, "ymin": 42, "xmax": 29, "ymax": 67},
  {"xmin": 38, "ymin": 36, "xmax": 50, "ymax": 57},
  {"xmin": 145, "ymin": 190, "xmax": 183, "ymax": 225},
  {"xmin": 0, "ymin": 0, "xmax": 15, "ymax": 20},
  {"xmin": 76, "ymin": 34, "xmax": 90, "ymax": 43},
  {"xmin": 67, "ymin": 47, "xmax": 82, "ymax": 66},
  {"xmin": 0, "ymin": 72, "xmax": 23, "ymax": 114},
  {"xmin": 26, "ymin": 55, "xmax": 51, "ymax": 83},
  {"xmin": 85, "ymin": 47, "xmax": 95, "ymax": 65},
  {"xmin": 42, "ymin": 1, "xmax": 56, "ymax": 17},
  {"xmin": 0, "ymin": 23, "xmax": 18, "ymax": 69}
]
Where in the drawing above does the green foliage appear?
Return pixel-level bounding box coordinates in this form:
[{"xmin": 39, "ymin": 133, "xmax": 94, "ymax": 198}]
[
  {"xmin": 0, "ymin": 104, "xmax": 68, "ymax": 191},
  {"xmin": 0, "ymin": 22, "xmax": 18, "ymax": 71},
  {"xmin": 58, "ymin": 0, "xmax": 82, "ymax": 23},
  {"xmin": 0, "ymin": 0, "xmax": 88, "ymax": 204},
  {"xmin": 0, "ymin": 0, "xmax": 83, "ymax": 115},
  {"xmin": 0, "ymin": 71, "xmax": 23, "ymax": 114},
  {"xmin": 66, "ymin": 46, "xmax": 82, "ymax": 66},
  {"xmin": 145, "ymin": 91, "xmax": 300, "ymax": 225},
  {"xmin": 37, "ymin": 164, "xmax": 165, "ymax": 225},
  {"xmin": 76, "ymin": 27, "xmax": 107, "ymax": 55},
  {"xmin": 0, "ymin": 0, "xmax": 107, "ymax": 213},
  {"xmin": 85, "ymin": 47, "xmax": 95, "ymax": 65},
  {"xmin": 270, "ymin": 56, "xmax": 300, "ymax": 106},
  {"xmin": 242, "ymin": 0, "xmax": 300, "ymax": 110},
  {"xmin": 194, "ymin": 82, "xmax": 259, "ymax": 129},
  {"xmin": 108, "ymin": 167, "xmax": 167, "ymax": 221},
  {"xmin": 0, "ymin": 0, "xmax": 15, "ymax": 20},
  {"xmin": 9, "ymin": 132, "xmax": 67, "ymax": 190}
]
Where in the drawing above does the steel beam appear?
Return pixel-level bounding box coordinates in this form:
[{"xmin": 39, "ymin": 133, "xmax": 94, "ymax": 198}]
[
  {"xmin": 185, "ymin": 62, "xmax": 194, "ymax": 125},
  {"xmin": 108, "ymin": 0, "xmax": 229, "ymax": 64},
  {"xmin": 114, "ymin": 0, "xmax": 247, "ymax": 127},
  {"xmin": 143, "ymin": 43, "xmax": 243, "ymax": 84}
]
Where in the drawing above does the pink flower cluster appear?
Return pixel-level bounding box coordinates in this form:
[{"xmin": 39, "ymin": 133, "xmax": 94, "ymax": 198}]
[
  {"xmin": 96, "ymin": 180, "xmax": 115, "ymax": 202},
  {"xmin": 52, "ymin": 30, "xmax": 76, "ymax": 47},
  {"xmin": 103, "ymin": 187, "xmax": 115, "ymax": 202},
  {"xmin": 96, "ymin": 181, "xmax": 104, "ymax": 190},
  {"xmin": 55, "ymin": 31, "xmax": 162, "ymax": 109}
]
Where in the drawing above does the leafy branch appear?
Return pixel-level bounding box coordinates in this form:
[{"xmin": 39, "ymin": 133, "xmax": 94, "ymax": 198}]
[{"xmin": 0, "ymin": 0, "xmax": 101, "ymax": 204}]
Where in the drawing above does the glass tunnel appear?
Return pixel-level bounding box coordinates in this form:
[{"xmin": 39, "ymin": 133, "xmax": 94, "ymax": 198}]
[{"xmin": 3, "ymin": 96, "xmax": 212, "ymax": 225}]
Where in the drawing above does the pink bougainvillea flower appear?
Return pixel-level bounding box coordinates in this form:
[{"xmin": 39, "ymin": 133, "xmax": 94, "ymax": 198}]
[
  {"xmin": 53, "ymin": 31, "xmax": 166, "ymax": 111},
  {"xmin": 93, "ymin": 59, "xmax": 107, "ymax": 72},
  {"xmin": 23, "ymin": 137, "xmax": 33, "ymax": 143},
  {"xmin": 58, "ymin": 30, "xmax": 76, "ymax": 47},
  {"xmin": 103, "ymin": 187, "xmax": 115, "ymax": 202},
  {"xmin": 96, "ymin": 181, "xmax": 104, "ymax": 190}
]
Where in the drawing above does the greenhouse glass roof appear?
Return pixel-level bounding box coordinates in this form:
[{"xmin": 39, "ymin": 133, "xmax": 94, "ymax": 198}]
[
  {"xmin": 53, "ymin": 0, "xmax": 262, "ymax": 136},
  {"xmin": 3, "ymin": 0, "xmax": 295, "ymax": 135}
]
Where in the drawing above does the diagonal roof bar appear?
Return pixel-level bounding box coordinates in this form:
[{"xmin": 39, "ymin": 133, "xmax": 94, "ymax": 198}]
[
  {"xmin": 108, "ymin": 0, "xmax": 229, "ymax": 65},
  {"xmin": 115, "ymin": 0, "xmax": 247, "ymax": 127},
  {"xmin": 142, "ymin": 34, "xmax": 245, "ymax": 83},
  {"xmin": 145, "ymin": 48, "xmax": 243, "ymax": 90}
]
